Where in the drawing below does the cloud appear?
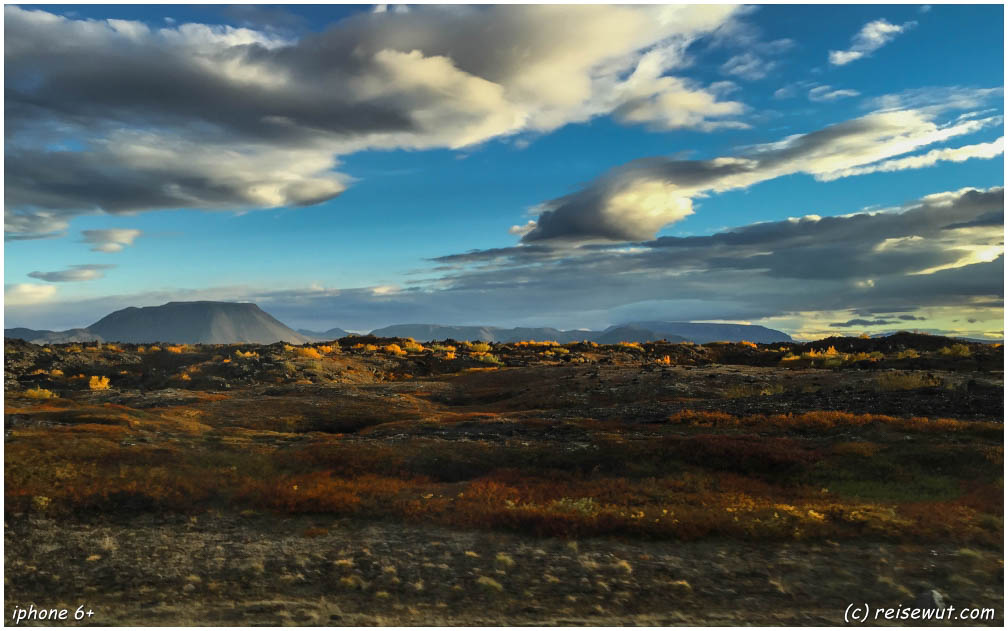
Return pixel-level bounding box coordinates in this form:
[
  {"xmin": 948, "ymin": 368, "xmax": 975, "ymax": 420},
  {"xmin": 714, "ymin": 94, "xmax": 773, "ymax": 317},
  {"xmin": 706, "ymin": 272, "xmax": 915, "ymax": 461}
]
[
  {"xmin": 719, "ymin": 38, "xmax": 793, "ymax": 81},
  {"xmin": 829, "ymin": 19, "xmax": 916, "ymax": 66},
  {"xmin": 11, "ymin": 187, "xmax": 1000, "ymax": 335},
  {"xmin": 27, "ymin": 264, "xmax": 117, "ymax": 283},
  {"xmin": 508, "ymin": 221, "xmax": 538, "ymax": 237},
  {"xmin": 721, "ymin": 53, "xmax": 772, "ymax": 80},
  {"xmin": 517, "ymin": 107, "xmax": 1001, "ymax": 243},
  {"xmin": 808, "ymin": 85, "xmax": 860, "ymax": 102},
  {"xmin": 818, "ymin": 137, "xmax": 1004, "ymax": 180},
  {"xmin": 5, "ymin": 5, "xmax": 747, "ymax": 238},
  {"xmin": 5, "ymin": 283, "xmax": 58, "ymax": 305},
  {"xmin": 864, "ymin": 86, "xmax": 1004, "ymax": 115},
  {"xmin": 81, "ymin": 228, "xmax": 142, "ymax": 252},
  {"xmin": 423, "ymin": 187, "xmax": 1004, "ymax": 330},
  {"xmin": 830, "ymin": 318, "xmax": 895, "ymax": 327}
]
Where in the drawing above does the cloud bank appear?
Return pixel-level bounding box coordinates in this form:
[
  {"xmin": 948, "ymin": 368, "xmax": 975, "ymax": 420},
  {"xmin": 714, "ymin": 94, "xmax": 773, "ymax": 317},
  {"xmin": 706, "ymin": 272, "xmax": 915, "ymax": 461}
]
[
  {"xmin": 9, "ymin": 188, "xmax": 1002, "ymax": 339},
  {"xmin": 5, "ymin": 5, "xmax": 747, "ymax": 238},
  {"xmin": 517, "ymin": 108, "xmax": 1001, "ymax": 243}
]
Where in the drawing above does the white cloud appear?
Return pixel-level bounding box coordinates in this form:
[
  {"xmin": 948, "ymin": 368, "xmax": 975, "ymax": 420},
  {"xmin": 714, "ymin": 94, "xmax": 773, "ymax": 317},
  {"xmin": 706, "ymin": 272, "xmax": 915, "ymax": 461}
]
[
  {"xmin": 829, "ymin": 19, "xmax": 916, "ymax": 66},
  {"xmin": 719, "ymin": 37, "xmax": 793, "ymax": 81},
  {"xmin": 721, "ymin": 52, "xmax": 774, "ymax": 80},
  {"xmin": 81, "ymin": 228, "xmax": 142, "ymax": 252},
  {"xmin": 5, "ymin": 283, "xmax": 58, "ymax": 305},
  {"xmin": 509, "ymin": 221, "xmax": 538, "ymax": 237},
  {"xmin": 808, "ymin": 85, "xmax": 861, "ymax": 102},
  {"xmin": 819, "ymin": 137, "xmax": 1004, "ymax": 180}
]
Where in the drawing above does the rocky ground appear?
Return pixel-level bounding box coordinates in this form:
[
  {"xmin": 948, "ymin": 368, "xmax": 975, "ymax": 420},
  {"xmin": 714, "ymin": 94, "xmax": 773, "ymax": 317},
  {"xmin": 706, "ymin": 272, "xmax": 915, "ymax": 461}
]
[{"xmin": 5, "ymin": 513, "xmax": 1003, "ymax": 626}]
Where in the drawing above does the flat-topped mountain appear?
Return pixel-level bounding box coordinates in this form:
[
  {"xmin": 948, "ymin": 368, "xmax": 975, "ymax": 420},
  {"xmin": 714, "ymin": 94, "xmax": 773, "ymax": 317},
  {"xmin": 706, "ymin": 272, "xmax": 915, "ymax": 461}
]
[
  {"xmin": 6, "ymin": 302, "xmax": 309, "ymax": 345},
  {"xmin": 83, "ymin": 301, "xmax": 311, "ymax": 344}
]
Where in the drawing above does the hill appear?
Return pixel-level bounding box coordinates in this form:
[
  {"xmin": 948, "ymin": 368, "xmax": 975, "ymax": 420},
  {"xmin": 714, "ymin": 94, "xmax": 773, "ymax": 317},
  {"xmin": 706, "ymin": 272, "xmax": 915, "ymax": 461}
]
[
  {"xmin": 297, "ymin": 327, "xmax": 352, "ymax": 341},
  {"xmin": 3, "ymin": 327, "xmax": 103, "ymax": 344}
]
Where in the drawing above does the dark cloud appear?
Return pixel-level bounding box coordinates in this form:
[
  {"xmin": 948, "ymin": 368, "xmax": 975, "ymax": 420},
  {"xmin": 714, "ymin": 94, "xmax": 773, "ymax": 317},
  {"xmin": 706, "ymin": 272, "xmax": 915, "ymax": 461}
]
[
  {"xmin": 830, "ymin": 318, "xmax": 895, "ymax": 328},
  {"xmin": 425, "ymin": 187, "xmax": 1004, "ymax": 328},
  {"xmin": 27, "ymin": 264, "xmax": 116, "ymax": 282},
  {"xmin": 5, "ymin": 5, "xmax": 745, "ymax": 238},
  {"xmin": 519, "ymin": 110, "xmax": 1000, "ymax": 243}
]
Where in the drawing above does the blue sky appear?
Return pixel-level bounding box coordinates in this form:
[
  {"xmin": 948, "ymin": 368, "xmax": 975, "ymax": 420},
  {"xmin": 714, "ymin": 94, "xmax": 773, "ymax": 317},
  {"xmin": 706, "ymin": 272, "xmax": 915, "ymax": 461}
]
[{"xmin": 4, "ymin": 4, "xmax": 1004, "ymax": 338}]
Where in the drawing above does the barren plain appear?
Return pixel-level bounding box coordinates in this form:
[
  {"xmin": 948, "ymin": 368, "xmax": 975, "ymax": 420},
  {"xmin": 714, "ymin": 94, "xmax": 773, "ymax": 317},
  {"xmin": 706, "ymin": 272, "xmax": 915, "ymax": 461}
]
[{"xmin": 4, "ymin": 333, "xmax": 1003, "ymax": 625}]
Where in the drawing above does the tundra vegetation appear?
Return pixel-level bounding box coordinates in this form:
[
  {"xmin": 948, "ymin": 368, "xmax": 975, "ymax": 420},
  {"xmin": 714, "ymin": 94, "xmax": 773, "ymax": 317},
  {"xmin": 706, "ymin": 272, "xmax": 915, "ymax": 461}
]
[{"xmin": 4, "ymin": 332, "xmax": 1003, "ymax": 625}]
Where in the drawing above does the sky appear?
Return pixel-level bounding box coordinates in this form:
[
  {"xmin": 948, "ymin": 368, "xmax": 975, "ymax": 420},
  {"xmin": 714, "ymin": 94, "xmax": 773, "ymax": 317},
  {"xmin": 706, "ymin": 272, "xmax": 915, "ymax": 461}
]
[{"xmin": 4, "ymin": 3, "xmax": 1004, "ymax": 339}]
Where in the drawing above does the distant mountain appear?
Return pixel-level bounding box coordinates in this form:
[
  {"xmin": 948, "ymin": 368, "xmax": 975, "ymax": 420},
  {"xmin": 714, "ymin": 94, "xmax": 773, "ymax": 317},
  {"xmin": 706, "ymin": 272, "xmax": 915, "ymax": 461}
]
[
  {"xmin": 3, "ymin": 327, "xmax": 104, "ymax": 344},
  {"xmin": 620, "ymin": 321, "xmax": 793, "ymax": 344},
  {"xmin": 368, "ymin": 324, "xmax": 598, "ymax": 343},
  {"xmin": 6, "ymin": 306, "xmax": 793, "ymax": 346},
  {"xmin": 593, "ymin": 325, "xmax": 688, "ymax": 344},
  {"xmin": 297, "ymin": 327, "xmax": 351, "ymax": 341},
  {"xmin": 82, "ymin": 301, "xmax": 311, "ymax": 344},
  {"xmin": 369, "ymin": 321, "xmax": 790, "ymax": 344}
]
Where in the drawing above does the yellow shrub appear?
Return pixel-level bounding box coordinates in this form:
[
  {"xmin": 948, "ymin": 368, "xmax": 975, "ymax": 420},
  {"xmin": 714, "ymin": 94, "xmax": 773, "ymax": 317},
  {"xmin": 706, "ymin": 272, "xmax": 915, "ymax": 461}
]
[
  {"xmin": 384, "ymin": 344, "xmax": 407, "ymax": 356},
  {"xmin": 895, "ymin": 349, "xmax": 920, "ymax": 359},
  {"xmin": 317, "ymin": 344, "xmax": 338, "ymax": 354},
  {"xmin": 88, "ymin": 376, "xmax": 111, "ymax": 390},
  {"xmin": 443, "ymin": 351, "xmax": 456, "ymax": 360},
  {"xmin": 402, "ymin": 341, "xmax": 425, "ymax": 353},
  {"xmin": 739, "ymin": 341, "xmax": 757, "ymax": 348},
  {"xmin": 23, "ymin": 387, "xmax": 57, "ymax": 399},
  {"xmin": 618, "ymin": 341, "xmax": 643, "ymax": 350},
  {"xmin": 656, "ymin": 355, "xmax": 672, "ymax": 366},
  {"xmin": 466, "ymin": 342, "xmax": 493, "ymax": 353},
  {"xmin": 514, "ymin": 340, "xmax": 558, "ymax": 347},
  {"xmin": 50, "ymin": 369, "xmax": 64, "ymax": 377},
  {"xmin": 938, "ymin": 344, "xmax": 971, "ymax": 358},
  {"xmin": 164, "ymin": 345, "xmax": 189, "ymax": 354},
  {"xmin": 148, "ymin": 345, "xmax": 161, "ymax": 352},
  {"xmin": 295, "ymin": 347, "xmax": 323, "ymax": 359}
]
